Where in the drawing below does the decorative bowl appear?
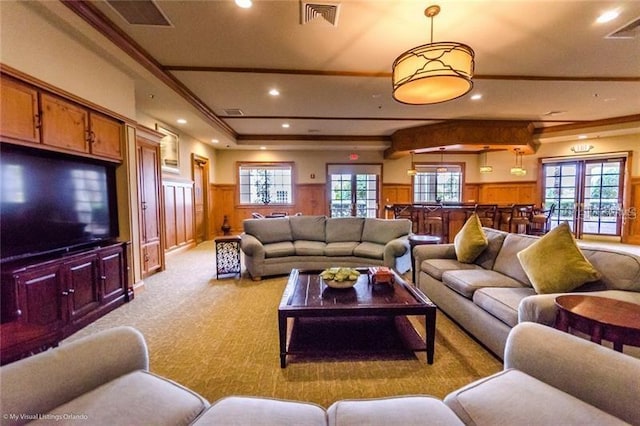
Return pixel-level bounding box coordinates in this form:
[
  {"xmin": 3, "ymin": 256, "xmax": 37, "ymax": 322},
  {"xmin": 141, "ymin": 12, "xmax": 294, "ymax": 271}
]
[{"xmin": 324, "ymin": 279, "xmax": 357, "ymax": 289}]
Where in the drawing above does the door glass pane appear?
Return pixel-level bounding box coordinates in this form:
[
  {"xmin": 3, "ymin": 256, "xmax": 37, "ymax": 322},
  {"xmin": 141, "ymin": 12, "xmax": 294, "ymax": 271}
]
[
  {"xmin": 330, "ymin": 174, "xmax": 352, "ymax": 217},
  {"xmin": 543, "ymin": 162, "xmax": 578, "ymax": 232},
  {"xmin": 582, "ymin": 160, "xmax": 622, "ymax": 235},
  {"xmin": 355, "ymin": 174, "xmax": 377, "ymax": 218}
]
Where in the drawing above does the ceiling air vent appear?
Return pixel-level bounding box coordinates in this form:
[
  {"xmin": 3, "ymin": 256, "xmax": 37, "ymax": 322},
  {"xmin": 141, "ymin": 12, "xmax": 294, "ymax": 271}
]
[
  {"xmin": 106, "ymin": 0, "xmax": 172, "ymax": 27},
  {"xmin": 224, "ymin": 109, "xmax": 245, "ymax": 117},
  {"xmin": 300, "ymin": 1, "xmax": 340, "ymax": 26},
  {"xmin": 607, "ymin": 16, "xmax": 640, "ymax": 39}
]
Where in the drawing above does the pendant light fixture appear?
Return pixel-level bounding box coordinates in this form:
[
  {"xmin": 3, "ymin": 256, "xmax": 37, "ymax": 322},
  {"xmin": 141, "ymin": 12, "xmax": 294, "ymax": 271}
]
[
  {"xmin": 407, "ymin": 151, "xmax": 417, "ymax": 176},
  {"xmin": 392, "ymin": 5, "xmax": 475, "ymax": 105},
  {"xmin": 479, "ymin": 146, "xmax": 493, "ymax": 173},
  {"xmin": 436, "ymin": 147, "xmax": 448, "ymax": 173},
  {"xmin": 510, "ymin": 148, "xmax": 527, "ymax": 176}
]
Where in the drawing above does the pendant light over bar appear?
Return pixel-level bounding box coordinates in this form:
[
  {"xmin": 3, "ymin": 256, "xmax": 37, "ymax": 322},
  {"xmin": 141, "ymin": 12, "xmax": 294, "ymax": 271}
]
[
  {"xmin": 479, "ymin": 146, "xmax": 493, "ymax": 173},
  {"xmin": 510, "ymin": 148, "xmax": 527, "ymax": 176},
  {"xmin": 392, "ymin": 5, "xmax": 475, "ymax": 105},
  {"xmin": 436, "ymin": 147, "xmax": 448, "ymax": 173}
]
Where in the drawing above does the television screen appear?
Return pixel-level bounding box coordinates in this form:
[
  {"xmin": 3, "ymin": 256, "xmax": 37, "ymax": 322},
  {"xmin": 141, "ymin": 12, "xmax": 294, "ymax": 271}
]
[{"xmin": 0, "ymin": 144, "xmax": 119, "ymax": 261}]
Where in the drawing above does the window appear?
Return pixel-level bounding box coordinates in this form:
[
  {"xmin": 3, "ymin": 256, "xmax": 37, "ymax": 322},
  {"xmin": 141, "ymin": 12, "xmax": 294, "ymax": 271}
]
[
  {"xmin": 413, "ymin": 165, "xmax": 463, "ymax": 203},
  {"xmin": 327, "ymin": 164, "xmax": 381, "ymax": 218},
  {"xmin": 238, "ymin": 163, "xmax": 293, "ymax": 205}
]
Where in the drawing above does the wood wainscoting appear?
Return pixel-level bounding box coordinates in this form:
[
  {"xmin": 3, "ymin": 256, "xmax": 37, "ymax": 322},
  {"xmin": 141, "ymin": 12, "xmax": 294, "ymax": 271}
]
[
  {"xmin": 625, "ymin": 177, "xmax": 640, "ymax": 244},
  {"xmin": 163, "ymin": 177, "xmax": 195, "ymax": 252}
]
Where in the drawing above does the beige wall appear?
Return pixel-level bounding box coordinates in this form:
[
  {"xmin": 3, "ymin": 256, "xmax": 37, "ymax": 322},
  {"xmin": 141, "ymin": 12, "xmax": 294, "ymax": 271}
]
[{"xmin": 0, "ymin": 1, "xmax": 136, "ymax": 119}]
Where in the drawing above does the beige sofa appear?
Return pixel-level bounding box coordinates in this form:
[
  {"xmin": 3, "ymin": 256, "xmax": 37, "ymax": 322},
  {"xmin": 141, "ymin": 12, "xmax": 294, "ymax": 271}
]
[
  {"xmin": 2, "ymin": 323, "xmax": 638, "ymax": 425},
  {"xmin": 240, "ymin": 215, "xmax": 412, "ymax": 280},
  {"xmin": 414, "ymin": 227, "xmax": 640, "ymax": 358}
]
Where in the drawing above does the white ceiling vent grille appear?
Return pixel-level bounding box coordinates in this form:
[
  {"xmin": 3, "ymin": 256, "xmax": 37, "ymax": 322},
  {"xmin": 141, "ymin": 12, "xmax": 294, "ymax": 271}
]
[
  {"xmin": 224, "ymin": 109, "xmax": 245, "ymax": 117},
  {"xmin": 300, "ymin": 2, "xmax": 340, "ymax": 26},
  {"xmin": 607, "ymin": 16, "xmax": 640, "ymax": 39},
  {"xmin": 106, "ymin": 0, "xmax": 172, "ymax": 27}
]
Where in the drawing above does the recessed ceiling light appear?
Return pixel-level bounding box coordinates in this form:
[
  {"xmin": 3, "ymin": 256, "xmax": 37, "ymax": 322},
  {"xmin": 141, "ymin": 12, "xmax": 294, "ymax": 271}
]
[
  {"xmin": 177, "ymin": 118, "xmax": 187, "ymax": 124},
  {"xmin": 235, "ymin": 0, "xmax": 252, "ymax": 8},
  {"xmin": 578, "ymin": 135, "xmax": 588, "ymax": 140},
  {"xmin": 596, "ymin": 10, "xmax": 619, "ymax": 24},
  {"xmin": 260, "ymin": 146, "xmax": 266, "ymax": 150},
  {"xmin": 211, "ymin": 139, "xmax": 219, "ymax": 144},
  {"xmin": 470, "ymin": 94, "xmax": 482, "ymax": 100},
  {"xmin": 282, "ymin": 123, "xmax": 290, "ymax": 128},
  {"xmin": 269, "ymin": 88, "xmax": 280, "ymax": 96}
]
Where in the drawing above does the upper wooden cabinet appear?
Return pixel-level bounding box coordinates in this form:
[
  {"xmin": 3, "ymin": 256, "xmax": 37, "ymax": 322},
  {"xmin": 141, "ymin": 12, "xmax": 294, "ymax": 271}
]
[
  {"xmin": 1, "ymin": 75, "xmax": 123, "ymax": 162},
  {"xmin": 0, "ymin": 77, "xmax": 40, "ymax": 144},
  {"xmin": 41, "ymin": 93, "xmax": 90, "ymax": 154}
]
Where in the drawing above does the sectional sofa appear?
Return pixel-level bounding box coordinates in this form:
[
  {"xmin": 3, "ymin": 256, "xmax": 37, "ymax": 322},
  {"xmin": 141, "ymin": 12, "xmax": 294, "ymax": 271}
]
[
  {"xmin": 240, "ymin": 215, "xmax": 412, "ymax": 280},
  {"xmin": 414, "ymin": 226, "xmax": 640, "ymax": 358},
  {"xmin": 2, "ymin": 323, "xmax": 638, "ymax": 425}
]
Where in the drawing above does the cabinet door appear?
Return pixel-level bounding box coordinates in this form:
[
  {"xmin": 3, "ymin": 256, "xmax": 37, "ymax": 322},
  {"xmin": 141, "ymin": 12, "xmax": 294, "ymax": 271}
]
[
  {"xmin": 0, "ymin": 76, "xmax": 41, "ymax": 144},
  {"xmin": 100, "ymin": 245, "xmax": 127, "ymax": 305},
  {"xmin": 15, "ymin": 264, "xmax": 65, "ymax": 329},
  {"xmin": 90, "ymin": 113, "xmax": 123, "ymax": 160},
  {"xmin": 64, "ymin": 253, "xmax": 100, "ymax": 328},
  {"xmin": 41, "ymin": 93, "xmax": 89, "ymax": 153}
]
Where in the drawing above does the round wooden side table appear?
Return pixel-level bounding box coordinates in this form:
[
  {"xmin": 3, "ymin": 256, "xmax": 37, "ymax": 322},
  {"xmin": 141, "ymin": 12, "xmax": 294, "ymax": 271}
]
[
  {"xmin": 408, "ymin": 234, "xmax": 441, "ymax": 284},
  {"xmin": 554, "ymin": 295, "xmax": 640, "ymax": 353}
]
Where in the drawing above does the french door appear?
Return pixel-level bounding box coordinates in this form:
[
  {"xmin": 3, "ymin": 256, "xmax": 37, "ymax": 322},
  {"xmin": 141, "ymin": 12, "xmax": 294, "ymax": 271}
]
[
  {"xmin": 328, "ymin": 164, "xmax": 381, "ymax": 218},
  {"xmin": 542, "ymin": 157, "xmax": 625, "ymax": 238}
]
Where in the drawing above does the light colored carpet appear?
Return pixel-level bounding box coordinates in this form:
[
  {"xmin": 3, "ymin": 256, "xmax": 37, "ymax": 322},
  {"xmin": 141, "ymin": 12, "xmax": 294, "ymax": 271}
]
[{"xmin": 65, "ymin": 241, "xmax": 502, "ymax": 407}]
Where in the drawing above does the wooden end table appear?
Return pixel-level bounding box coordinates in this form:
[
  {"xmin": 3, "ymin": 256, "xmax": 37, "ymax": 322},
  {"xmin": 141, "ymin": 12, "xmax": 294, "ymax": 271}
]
[
  {"xmin": 408, "ymin": 235, "xmax": 441, "ymax": 283},
  {"xmin": 554, "ymin": 295, "xmax": 640, "ymax": 352},
  {"xmin": 278, "ymin": 268, "xmax": 436, "ymax": 368}
]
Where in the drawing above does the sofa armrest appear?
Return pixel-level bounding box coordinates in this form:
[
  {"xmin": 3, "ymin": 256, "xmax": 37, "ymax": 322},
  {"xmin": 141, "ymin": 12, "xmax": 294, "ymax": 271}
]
[
  {"xmin": 0, "ymin": 326, "xmax": 148, "ymax": 420},
  {"xmin": 413, "ymin": 243, "xmax": 456, "ymax": 268},
  {"xmin": 240, "ymin": 233, "xmax": 265, "ymax": 258},
  {"xmin": 504, "ymin": 322, "xmax": 640, "ymax": 424},
  {"xmin": 384, "ymin": 236, "xmax": 411, "ymax": 274}
]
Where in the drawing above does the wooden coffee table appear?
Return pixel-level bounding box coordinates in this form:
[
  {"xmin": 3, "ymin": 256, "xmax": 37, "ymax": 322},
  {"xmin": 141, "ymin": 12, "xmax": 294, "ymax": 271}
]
[
  {"xmin": 555, "ymin": 295, "xmax": 640, "ymax": 352},
  {"xmin": 278, "ymin": 268, "xmax": 436, "ymax": 368}
]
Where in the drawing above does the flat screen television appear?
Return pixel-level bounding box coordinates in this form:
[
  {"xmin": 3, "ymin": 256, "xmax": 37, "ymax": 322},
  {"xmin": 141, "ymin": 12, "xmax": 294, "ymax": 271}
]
[{"xmin": 1, "ymin": 144, "xmax": 119, "ymax": 263}]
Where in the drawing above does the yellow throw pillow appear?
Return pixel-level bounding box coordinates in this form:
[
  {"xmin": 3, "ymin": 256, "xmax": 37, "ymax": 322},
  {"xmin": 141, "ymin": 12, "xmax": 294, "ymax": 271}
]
[
  {"xmin": 454, "ymin": 213, "xmax": 488, "ymax": 263},
  {"xmin": 517, "ymin": 222, "xmax": 600, "ymax": 294}
]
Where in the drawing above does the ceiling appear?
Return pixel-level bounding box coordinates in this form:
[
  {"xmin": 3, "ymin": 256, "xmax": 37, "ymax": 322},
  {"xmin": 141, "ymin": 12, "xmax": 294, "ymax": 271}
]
[{"xmin": 61, "ymin": 0, "xmax": 640, "ymax": 153}]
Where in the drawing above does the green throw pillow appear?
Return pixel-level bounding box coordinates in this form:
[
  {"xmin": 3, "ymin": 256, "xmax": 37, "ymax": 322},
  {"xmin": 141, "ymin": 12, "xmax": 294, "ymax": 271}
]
[
  {"xmin": 517, "ymin": 222, "xmax": 600, "ymax": 294},
  {"xmin": 454, "ymin": 213, "xmax": 488, "ymax": 263}
]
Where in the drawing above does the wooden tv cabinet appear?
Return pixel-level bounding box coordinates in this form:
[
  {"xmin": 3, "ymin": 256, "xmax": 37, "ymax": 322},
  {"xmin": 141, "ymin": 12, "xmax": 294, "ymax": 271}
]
[{"xmin": 0, "ymin": 241, "xmax": 132, "ymax": 365}]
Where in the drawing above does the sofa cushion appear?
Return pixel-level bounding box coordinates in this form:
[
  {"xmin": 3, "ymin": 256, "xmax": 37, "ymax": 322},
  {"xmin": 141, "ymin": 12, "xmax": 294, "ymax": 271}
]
[
  {"xmin": 325, "ymin": 242, "xmax": 359, "ymax": 257},
  {"xmin": 517, "ymin": 223, "xmax": 600, "ymax": 294},
  {"xmin": 444, "ymin": 369, "xmax": 626, "ymax": 426},
  {"xmin": 353, "ymin": 242, "xmax": 385, "ymax": 260},
  {"xmin": 294, "ymin": 240, "xmax": 327, "ymax": 256},
  {"xmin": 244, "ymin": 218, "xmax": 292, "ymax": 244},
  {"xmin": 421, "ymin": 258, "xmax": 483, "ymax": 281},
  {"xmin": 327, "ymin": 396, "xmax": 463, "ymax": 426},
  {"xmin": 454, "ymin": 214, "xmax": 488, "ymax": 263},
  {"xmin": 264, "ymin": 242, "xmax": 295, "ymax": 258},
  {"xmin": 473, "ymin": 287, "xmax": 536, "ymax": 327},
  {"xmin": 196, "ymin": 396, "xmax": 326, "ymax": 426},
  {"xmin": 38, "ymin": 371, "xmax": 208, "ymax": 426},
  {"xmin": 492, "ymin": 233, "xmax": 538, "ymax": 287},
  {"xmin": 326, "ymin": 217, "xmax": 365, "ymax": 243},
  {"xmin": 442, "ymin": 269, "xmax": 527, "ymax": 299},
  {"xmin": 290, "ymin": 215, "xmax": 326, "ymax": 242},
  {"xmin": 474, "ymin": 228, "xmax": 508, "ymax": 270},
  {"xmin": 361, "ymin": 218, "xmax": 411, "ymax": 245}
]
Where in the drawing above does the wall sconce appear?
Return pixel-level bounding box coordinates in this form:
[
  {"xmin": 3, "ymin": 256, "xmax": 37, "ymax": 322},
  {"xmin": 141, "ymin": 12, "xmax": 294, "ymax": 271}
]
[
  {"xmin": 479, "ymin": 146, "xmax": 493, "ymax": 173},
  {"xmin": 510, "ymin": 148, "xmax": 527, "ymax": 176},
  {"xmin": 571, "ymin": 144, "xmax": 594, "ymax": 153}
]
